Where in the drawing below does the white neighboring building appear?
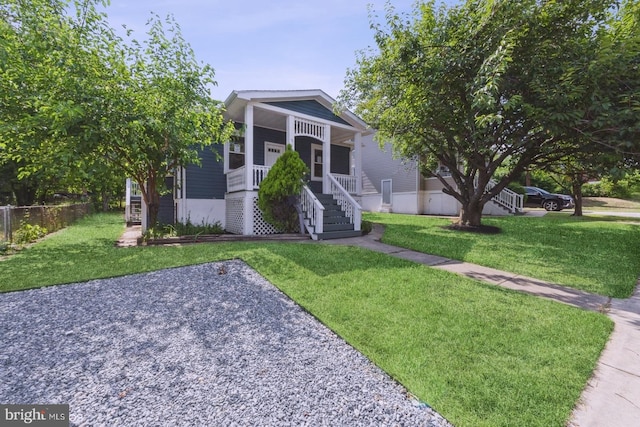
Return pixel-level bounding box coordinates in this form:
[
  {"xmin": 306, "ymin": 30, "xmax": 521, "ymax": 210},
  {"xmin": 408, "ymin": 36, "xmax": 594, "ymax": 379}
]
[{"xmin": 360, "ymin": 137, "xmax": 522, "ymax": 216}]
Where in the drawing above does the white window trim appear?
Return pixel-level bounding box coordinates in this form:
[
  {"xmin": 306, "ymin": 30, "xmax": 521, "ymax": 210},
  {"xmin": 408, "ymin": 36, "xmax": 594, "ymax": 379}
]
[
  {"xmin": 224, "ymin": 139, "xmax": 245, "ymax": 174},
  {"xmin": 382, "ymin": 179, "xmax": 393, "ymax": 205},
  {"xmin": 311, "ymin": 144, "xmax": 323, "ymax": 182}
]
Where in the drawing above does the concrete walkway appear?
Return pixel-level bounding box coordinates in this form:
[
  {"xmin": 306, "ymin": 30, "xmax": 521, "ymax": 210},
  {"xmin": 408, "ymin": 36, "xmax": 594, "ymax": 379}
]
[{"xmin": 324, "ymin": 224, "xmax": 640, "ymax": 427}]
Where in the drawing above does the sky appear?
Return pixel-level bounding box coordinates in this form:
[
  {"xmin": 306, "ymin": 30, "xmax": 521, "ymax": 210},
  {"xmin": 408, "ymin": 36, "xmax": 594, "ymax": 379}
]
[{"xmin": 103, "ymin": 0, "xmax": 457, "ymax": 103}]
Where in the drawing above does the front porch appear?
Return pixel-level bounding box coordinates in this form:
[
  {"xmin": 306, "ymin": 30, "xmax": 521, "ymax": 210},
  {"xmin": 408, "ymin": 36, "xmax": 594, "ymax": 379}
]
[
  {"xmin": 225, "ymin": 167, "xmax": 362, "ymax": 240},
  {"xmin": 222, "ymin": 90, "xmax": 370, "ymax": 240}
]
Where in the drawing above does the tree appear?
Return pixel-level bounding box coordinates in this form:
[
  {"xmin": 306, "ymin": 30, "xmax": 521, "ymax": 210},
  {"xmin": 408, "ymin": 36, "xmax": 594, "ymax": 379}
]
[
  {"xmin": 340, "ymin": 0, "xmax": 630, "ymax": 227},
  {"xmin": 537, "ymin": 0, "xmax": 640, "ymax": 216},
  {"xmin": 0, "ymin": 1, "xmax": 234, "ymax": 224},
  {"xmin": 258, "ymin": 145, "xmax": 308, "ymax": 233},
  {"xmin": 94, "ymin": 13, "xmax": 235, "ymax": 225}
]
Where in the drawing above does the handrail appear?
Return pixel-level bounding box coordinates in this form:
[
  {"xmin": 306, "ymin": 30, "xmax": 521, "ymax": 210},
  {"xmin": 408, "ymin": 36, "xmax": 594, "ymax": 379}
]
[
  {"xmin": 328, "ymin": 173, "xmax": 362, "ymax": 231},
  {"xmin": 331, "ymin": 173, "xmax": 357, "ymax": 194},
  {"xmin": 476, "ymin": 177, "xmax": 524, "ymax": 213},
  {"xmin": 301, "ymin": 184, "xmax": 324, "ymax": 236}
]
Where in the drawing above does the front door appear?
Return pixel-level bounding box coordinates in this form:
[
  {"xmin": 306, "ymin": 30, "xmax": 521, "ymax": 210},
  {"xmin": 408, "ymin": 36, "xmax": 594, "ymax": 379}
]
[{"xmin": 265, "ymin": 142, "xmax": 284, "ymax": 167}]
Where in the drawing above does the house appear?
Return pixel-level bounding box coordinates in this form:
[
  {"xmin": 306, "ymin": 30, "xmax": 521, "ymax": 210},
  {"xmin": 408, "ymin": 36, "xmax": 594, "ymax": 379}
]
[
  {"xmin": 128, "ymin": 89, "xmax": 372, "ymax": 240},
  {"xmin": 359, "ymin": 140, "xmax": 523, "ymax": 216}
]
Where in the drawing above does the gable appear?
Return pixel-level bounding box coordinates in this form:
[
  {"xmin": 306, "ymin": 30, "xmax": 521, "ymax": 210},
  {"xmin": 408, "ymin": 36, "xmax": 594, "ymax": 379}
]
[{"xmin": 265, "ymin": 100, "xmax": 350, "ymax": 126}]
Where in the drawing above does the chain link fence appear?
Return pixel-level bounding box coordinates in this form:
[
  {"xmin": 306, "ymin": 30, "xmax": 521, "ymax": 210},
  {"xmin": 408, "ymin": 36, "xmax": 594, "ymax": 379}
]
[{"xmin": 1, "ymin": 203, "xmax": 92, "ymax": 242}]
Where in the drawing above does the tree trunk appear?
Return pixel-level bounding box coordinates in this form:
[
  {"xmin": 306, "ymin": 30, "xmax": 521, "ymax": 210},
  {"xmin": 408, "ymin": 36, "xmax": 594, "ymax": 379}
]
[
  {"xmin": 147, "ymin": 191, "xmax": 160, "ymax": 227},
  {"xmin": 571, "ymin": 177, "xmax": 584, "ymax": 217},
  {"xmin": 458, "ymin": 200, "xmax": 484, "ymax": 227},
  {"xmin": 12, "ymin": 182, "xmax": 37, "ymax": 206},
  {"xmin": 101, "ymin": 192, "xmax": 110, "ymax": 212}
]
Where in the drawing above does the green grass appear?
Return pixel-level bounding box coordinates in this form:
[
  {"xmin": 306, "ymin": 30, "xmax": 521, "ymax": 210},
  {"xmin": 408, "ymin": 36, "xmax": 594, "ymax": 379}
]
[
  {"xmin": 366, "ymin": 212, "xmax": 640, "ymax": 298},
  {"xmin": 0, "ymin": 213, "xmax": 614, "ymax": 427}
]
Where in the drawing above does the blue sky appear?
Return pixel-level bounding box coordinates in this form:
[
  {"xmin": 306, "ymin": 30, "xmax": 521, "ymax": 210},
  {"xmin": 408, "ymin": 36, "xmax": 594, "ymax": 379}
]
[{"xmin": 104, "ymin": 0, "xmax": 457, "ymax": 102}]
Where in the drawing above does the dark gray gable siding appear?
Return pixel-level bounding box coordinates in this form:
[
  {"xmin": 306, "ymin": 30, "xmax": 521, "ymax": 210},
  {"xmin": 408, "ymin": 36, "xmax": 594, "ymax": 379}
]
[
  {"xmin": 186, "ymin": 145, "xmax": 226, "ymax": 199},
  {"xmin": 265, "ymin": 100, "xmax": 350, "ymax": 126}
]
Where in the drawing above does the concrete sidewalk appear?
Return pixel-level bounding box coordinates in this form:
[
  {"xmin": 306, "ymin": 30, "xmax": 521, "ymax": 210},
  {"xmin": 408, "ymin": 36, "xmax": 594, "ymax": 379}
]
[{"xmin": 324, "ymin": 224, "xmax": 640, "ymax": 427}]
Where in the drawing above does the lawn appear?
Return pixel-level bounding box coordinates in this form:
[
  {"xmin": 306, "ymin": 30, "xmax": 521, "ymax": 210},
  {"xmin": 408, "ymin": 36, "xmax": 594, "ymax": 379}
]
[
  {"xmin": 365, "ymin": 212, "xmax": 640, "ymax": 298},
  {"xmin": 0, "ymin": 213, "xmax": 613, "ymax": 427}
]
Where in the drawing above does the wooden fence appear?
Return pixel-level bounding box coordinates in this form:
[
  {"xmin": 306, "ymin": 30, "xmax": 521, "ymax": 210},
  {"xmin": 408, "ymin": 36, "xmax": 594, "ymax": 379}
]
[{"xmin": 1, "ymin": 203, "xmax": 91, "ymax": 242}]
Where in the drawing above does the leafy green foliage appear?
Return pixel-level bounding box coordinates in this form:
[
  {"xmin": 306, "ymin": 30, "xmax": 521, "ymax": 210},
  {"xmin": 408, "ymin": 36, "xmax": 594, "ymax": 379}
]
[
  {"xmin": 0, "ymin": 0, "xmax": 234, "ymax": 221},
  {"xmin": 13, "ymin": 222, "xmax": 47, "ymax": 244},
  {"xmin": 173, "ymin": 219, "xmax": 224, "ymax": 236},
  {"xmin": 340, "ymin": 0, "xmax": 638, "ymax": 226},
  {"xmin": 257, "ymin": 145, "xmax": 308, "ymax": 232}
]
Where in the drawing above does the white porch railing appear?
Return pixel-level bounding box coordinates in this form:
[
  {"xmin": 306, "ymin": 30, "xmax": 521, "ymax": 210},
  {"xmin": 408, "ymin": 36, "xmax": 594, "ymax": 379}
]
[
  {"xmin": 227, "ymin": 167, "xmax": 247, "ymax": 193},
  {"xmin": 331, "ymin": 173, "xmax": 357, "ymax": 194},
  {"xmin": 328, "ymin": 174, "xmax": 362, "ymax": 231},
  {"xmin": 476, "ymin": 177, "xmax": 524, "ymax": 213},
  {"xmin": 227, "ymin": 165, "xmax": 272, "ymax": 192},
  {"xmin": 301, "ymin": 185, "xmax": 324, "ymax": 238},
  {"xmin": 295, "ymin": 117, "xmax": 326, "ymax": 141},
  {"xmin": 252, "ymin": 165, "xmax": 270, "ymax": 188}
]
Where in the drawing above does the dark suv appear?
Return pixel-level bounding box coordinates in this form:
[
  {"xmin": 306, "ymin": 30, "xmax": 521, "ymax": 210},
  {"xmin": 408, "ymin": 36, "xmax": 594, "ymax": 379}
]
[{"xmin": 523, "ymin": 186, "xmax": 575, "ymax": 211}]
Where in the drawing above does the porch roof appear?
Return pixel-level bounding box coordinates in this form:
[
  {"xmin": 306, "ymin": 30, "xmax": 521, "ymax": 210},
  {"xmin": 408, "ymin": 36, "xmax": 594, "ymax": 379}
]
[{"xmin": 224, "ymin": 89, "xmax": 373, "ymax": 143}]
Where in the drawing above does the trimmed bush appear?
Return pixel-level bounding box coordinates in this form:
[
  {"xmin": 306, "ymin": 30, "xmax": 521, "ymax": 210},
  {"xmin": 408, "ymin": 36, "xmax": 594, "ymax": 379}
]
[{"xmin": 258, "ymin": 145, "xmax": 309, "ymax": 232}]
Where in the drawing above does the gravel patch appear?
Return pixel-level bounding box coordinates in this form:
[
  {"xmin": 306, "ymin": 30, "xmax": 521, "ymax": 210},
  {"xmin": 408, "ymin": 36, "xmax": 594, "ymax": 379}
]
[{"xmin": 0, "ymin": 260, "xmax": 452, "ymax": 426}]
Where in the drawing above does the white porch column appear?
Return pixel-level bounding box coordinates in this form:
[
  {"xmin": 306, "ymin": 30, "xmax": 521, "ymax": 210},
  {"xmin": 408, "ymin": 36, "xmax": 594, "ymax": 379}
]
[
  {"xmin": 286, "ymin": 115, "xmax": 295, "ymax": 150},
  {"xmin": 322, "ymin": 124, "xmax": 331, "ymax": 193},
  {"xmin": 354, "ymin": 132, "xmax": 363, "ymax": 195},
  {"xmin": 244, "ymin": 103, "xmax": 254, "ymax": 191}
]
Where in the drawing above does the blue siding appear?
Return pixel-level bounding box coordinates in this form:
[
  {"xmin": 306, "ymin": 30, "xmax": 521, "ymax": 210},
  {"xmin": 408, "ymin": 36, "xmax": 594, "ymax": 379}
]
[
  {"xmin": 157, "ymin": 176, "xmax": 175, "ymax": 225},
  {"xmin": 254, "ymin": 126, "xmax": 286, "ymax": 165},
  {"xmin": 265, "ymin": 100, "xmax": 350, "ymax": 126},
  {"xmin": 186, "ymin": 145, "xmax": 226, "ymax": 199},
  {"xmin": 331, "ymin": 145, "xmax": 350, "ymax": 175},
  {"xmin": 295, "ymin": 136, "xmax": 314, "ymax": 172}
]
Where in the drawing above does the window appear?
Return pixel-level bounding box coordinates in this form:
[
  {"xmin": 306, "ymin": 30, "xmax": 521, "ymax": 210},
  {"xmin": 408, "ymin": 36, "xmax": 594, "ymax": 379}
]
[
  {"xmin": 225, "ymin": 137, "xmax": 245, "ymax": 172},
  {"xmin": 311, "ymin": 145, "xmax": 323, "ymax": 181},
  {"xmin": 382, "ymin": 179, "xmax": 392, "ymax": 205}
]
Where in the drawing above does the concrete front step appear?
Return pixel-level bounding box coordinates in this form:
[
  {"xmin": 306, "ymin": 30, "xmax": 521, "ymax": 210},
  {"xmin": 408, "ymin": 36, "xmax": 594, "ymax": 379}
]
[{"xmin": 316, "ymin": 230, "xmax": 362, "ymax": 240}]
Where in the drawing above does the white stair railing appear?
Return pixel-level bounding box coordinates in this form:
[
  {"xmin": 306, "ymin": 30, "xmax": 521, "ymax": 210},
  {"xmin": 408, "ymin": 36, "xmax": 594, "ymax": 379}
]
[
  {"xmin": 300, "ymin": 185, "xmax": 324, "ymax": 239},
  {"xmin": 331, "ymin": 173, "xmax": 357, "ymax": 194},
  {"xmin": 475, "ymin": 177, "xmax": 523, "ymax": 213},
  {"xmin": 328, "ymin": 174, "xmax": 362, "ymax": 231}
]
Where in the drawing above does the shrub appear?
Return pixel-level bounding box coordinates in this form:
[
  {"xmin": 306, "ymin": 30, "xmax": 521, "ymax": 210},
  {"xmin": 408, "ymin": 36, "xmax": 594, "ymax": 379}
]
[
  {"xmin": 361, "ymin": 220, "xmax": 373, "ymax": 235},
  {"xmin": 258, "ymin": 145, "xmax": 309, "ymax": 232},
  {"xmin": 174, "ymin": 219, "xmax": 224, "ymax": 236},
  {"xmin": 13, "ymin": 223, "xmax": 48, "ymax": 244},
  {"xmin": 584, "ymin": 177, "xmax": 632, "ymax": 199}
]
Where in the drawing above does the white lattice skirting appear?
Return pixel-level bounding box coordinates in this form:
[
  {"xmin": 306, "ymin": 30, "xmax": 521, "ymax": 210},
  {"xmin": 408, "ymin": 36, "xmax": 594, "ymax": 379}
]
[
  {"xmin": 225, "ymin": 191, "xmax": 282, "ymax": 235},
  {"xmin": 225, "ymin": 193, "xmax": 245, "ymax": 235}
]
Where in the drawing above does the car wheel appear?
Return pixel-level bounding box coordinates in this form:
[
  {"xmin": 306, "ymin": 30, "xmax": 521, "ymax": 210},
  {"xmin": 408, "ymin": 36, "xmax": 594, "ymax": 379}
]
[{"xmin": 543, "ymin": 200, "xmax": 560, "ymax": 211}]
